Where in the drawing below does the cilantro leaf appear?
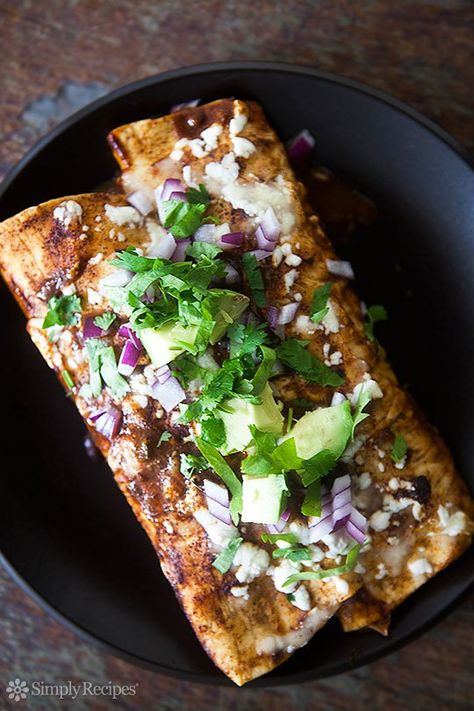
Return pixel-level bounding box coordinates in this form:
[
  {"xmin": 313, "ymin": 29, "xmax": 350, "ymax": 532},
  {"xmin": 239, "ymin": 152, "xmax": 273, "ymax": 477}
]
[
  {"xmin": 310, "ymin": 282, "xmax": 332, "ymax": 323},
  {"xmin": 283, "ymin": 544, "xmax": 362, "ymax": 587},
  {"xmin": 242, "ymin": 253, "xmax": 266, "ymax": 307},
  {"xmin": 364, "ymin": 304, "xmax": 388, "ymax": 342},
  {"xmin": 391, "ymin": 432, "xmax": 408, "ymax": 463},
  {"xmin": 82, "ymin": 339, "xmax": 129, "ymax": 399},
  {"xmin": 62, "ymin": 369, "xmax": 74, "ymax": 389},
  {"xmin": 227, "ymin": 322, "xmax": 269, "ymax": 358},
  {"xmin": 186, "ymin": 183, "xmax": 211, "ymax": 206},
  {"xmin": 351, "ymin": 387, "xmax": 371, "ymax": 438},
  {"xmin": 162, "ymin": 200, "xmax": 207, "ymax": 238},
  {"xmin": 301, "ymin": 480, "xmax": 321, "ymax": 516},
  {"xmin": 272, "ymin": 546, "xmax": 312, "ymax": 562},
  {"xmin": 212, "ymin": 537, "xmax": 242, "ymax": 574},
  {"xmin": 261, "ymin": 532, "xmax": 298, "ymax": 544},
  {"xmin": 157, "ymin": 431, "xmax": 172, "ymax": 447},
  {"xmin": 276, "ymin": 339, "xmax": 344, "ymax": 387},
  {"xmin": 248, "ymin": 426, "xmax": 278, "ymax": 455},
  {"xmin": 93, "ymin": 312, "xmax": 116, "ymax": 331},
  {"xmin": 186, "ymin": 242, "xmax": 222, "ymax": 260},
  {"xmin": 42, "ymin": 294, "xmax": 81, "ymax": 329},
  {"xmin": 241, "ymin": 453, "xmax": 280, "ymax": 476},
  {"xmin": 201, "ymin": 415, "xmax": 227, "ymax": 448},
  {"xmin": 272, "ymin": 437, "xmax": 302, "ymax": 472},
  {"xmin": 110, "ymin": 247, "xmax": 156, "ymax": 273},
  {"xmin": 180, "ymin": 453, "xmax": 207, "ymax": 479},
  {"xmin": 301, "ymin": 449, "xmax": 337, "ymax": 486},
  {"xmin": 286, "ymin": 593, "xmax": 296, "ymax": 603},
  {"xmin": 251, "ymin": 345, "xmax": 276, "ymax": 395},
  {"xmin": 195, "ymin": 438, "xmax": 243, "ymax": 524}
]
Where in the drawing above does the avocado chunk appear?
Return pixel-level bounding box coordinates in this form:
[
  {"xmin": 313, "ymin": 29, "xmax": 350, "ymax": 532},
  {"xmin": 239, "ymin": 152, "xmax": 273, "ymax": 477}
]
[
  {"xmin": 218, "ymin": 384, "xmax": 284, "ymax": 454},
  {"xmin": 209, "ymin": 292, "xmax": 249, "ymax": 345},
  {"xmin": 141, "ymin": 322, "xmax": 198, "ymax": 368},
  {"xmin": 283, "ymin": 401, "xmax": 352, "ymax": 460},
  {"xmin": 241, "ymin": 473, "xmax": 288, "ymax": 524}
]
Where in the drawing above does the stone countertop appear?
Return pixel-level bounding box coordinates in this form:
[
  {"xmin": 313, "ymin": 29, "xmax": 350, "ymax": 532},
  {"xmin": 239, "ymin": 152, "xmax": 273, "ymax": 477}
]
[{"xmin": 0, "ymin": 1, "xmax": 473, "ymax": 709}]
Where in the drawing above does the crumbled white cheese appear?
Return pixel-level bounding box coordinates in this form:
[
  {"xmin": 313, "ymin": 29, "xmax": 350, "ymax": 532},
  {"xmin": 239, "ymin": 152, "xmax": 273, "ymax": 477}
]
[
  {"xmin": 288, "ymin": 520, "xmax": 312, "ymax": 545},
  {"xmin": 182, "ymin": 164, "xmax": 197, "ymax": 187},
  {"xmin": 322, "ymin": 300, "xmax": 340, "ymax": 333},
  {"xmin": 294, "ymin": 292, "xmax": 303, "ymax": 302},
  {"xmin": 88, "ymin": 252, "xmax": 104, "ymax": 266},
  {"xmin": 357, "ymin": 472, "xmax": 372, "ymax": 490},
  {"xmin": 194, "ymin": 509, "xmax": 238, "ymax": 550},
  {"xmin": 105, "ymin": 204, "xmax": 142, "ymax": 227},
  {"xmin": 321, "ymin": 530, "xmax": 353, "ymax": 559},
  {"xmin": 329, "ymin": 576, "xmax": 349, "ymax": 595},
  {"xmin": 375, "ymin": 562, "xmax": 388, "ymax": 580},
  {"xmin": 387, "ymin": 536, "xmax": 398, "ymax": 546},
  {"xmin": 389, "ymin": 477, "xmax": 400, "ymax": 491},
  {"xmin": 145, "ymin": 219, "xmax": 170, "ymax": 256},
  {"xmin": 369, "ymin": 510, "xmax": 391, "ymax": 532},
  {"xmin": 230, "ymin": 585, "xmax": 249, "ymax": 600},
  {"xmin": 285, "ymin": 253, "xmax": 302, "ymax": 267},
  {"xmin": 272, "ymin": 245, "xmax": 284, "ymax": 266},
  {"xmin": 233, "ymin": 543, "xmax": 270, "ymax": 583},
  {"xmin": 200, "ymin": 123, "xmax": 223, "ymax": 151},
  {"xmin": 193, "ymin": 222, "xmax": 231, "ymax": 245},
  {"xmin": 205, "ymin": 152, "xmax": 240, "ymax": 187},
  {"xmin": 87, "ymin": 287, "xmax": 102, "ymax": 305},
  {"xmin": 341, "ymin": 434, "xmax": 367, "ymax": 463},
  {"xmin": 291, "ymin": 585, "xmax": 311, "ymax": 611},
  {"xmin": 284, "ymin": 268, "xmax": 298, "ymax": 292},
  {"xmin": 221, "ymin": 175, "xmax": 295, "ymax": 234},
  {"xmin": 163, "ymin": 520, "xmax": 174, "ymax": 535},
  {"xmin": 408, "ymin": 558, "xmax": 433, "ymax": 576},
  {"xmin": 294, "ymin": 314, "xmax": 318, "ymax": 336},
  {"xmin": 378, "ymin": 462, "xmax": 385, "ymax": 473},
  {"xmin": 268, "ymin": 559, "xmax": 301, "ymax": 594},
  {"xmin": 232, "ymin": 136, "xmax": 256, "ymax": 157},
  {"xmin": 437, "ymin": 505, "xmax": 467, "ymax": 536},
  {"xmin": 229, "ymin": 112, "xmax": 247, "ymax": 136},
  {"xmin": 62, "ymin": 283, "xmax": 77, "ymax": 296},
  {"xmin": 53, "ymin": 200, "xmax": 83, "ymax": 227},
  {"xmin": 350, "ymin": 378, "xmax": 383, "ymax": 406}
]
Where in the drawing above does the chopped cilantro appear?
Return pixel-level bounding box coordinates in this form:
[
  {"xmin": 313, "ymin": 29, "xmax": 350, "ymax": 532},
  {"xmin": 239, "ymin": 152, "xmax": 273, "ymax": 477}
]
[
  {"xmin": 179, "ymin": 453, "xmax": 207, "ymax": 479},
  {"xmin": 261, "ymin": 532, "xmax": 298, "ymax": 544},
  {"xmin": 283, "ymin": 544, "xmax": 362, "ymax": 587},
  {"xmin": 300, "ymin": 449, "xmax": 337, "ymax": 486},
  {"xmin": 110, "ymin": 247, "xmax": 155, "ymax": 273},
  {"xmin": 227, "ymin": 322, "xmax": 269, "ymax": 358},
  {"xmin": 186, "ymin": 242, "xmax": 222, "ymax": 260},
  {"xmin": 310, "ymin": 282, "xmax": 332, "ymax": 323},
  {"xmin": 286, "ymin": 593, "xmax": 296, "ymax": 603},
  {"xmin": 251, "ymin": 345, "xmax": 276, "ymax": 395},
  {"xmin": 212, "ymin": 537, "xmax": 243, "ymax": 574},
  {"xmin": 391, "ymin": 432, "xmax": 408, "ymax": 463},
  {"xmin": 157, "ymin": 431, "xmax": 172, "ymax": 447},
  {"xmin": 272, "ymin": 437, "xmax": 302, "ymax": 472},
  {"xmin": 301, "ymin": 480, "xmax": 321, "ymax": 517},
  {"xmin": 351, "ymin": 387, "xmax": 371, "ymax": 439},
  {"xmin": 276, "ymin": 338, "xmax": 344, "ymax": 387},
  {"xmin": 364, "ymin": 304, "xmax": 388, "ymax": 342},
  {"xmin": 162, "ymin": 200, "xmax": 208, "ymax": 238},
  {"xmin": 195, "ymin": 438, "xmax": 242, "ymax": 524},
  {"xmin": 42, "ymin": 294, "xmax": 81, "ymax": 329},
  {"xmin": 272, "ymin": 546, "xmax": 312, "ymax": 562},
  {"xmin": 62, "ymin": 369, "xmax": 74, "ymax": 389},
  {"xmin": 93, "ymin": 312, "xmax": 116, "ymax": 331},
  {"xmin": 82, "ymin": 339, "xmax": 129, "ymax": 399},
  {"xmin": 186, "ymin": 183, "xmax": 211, "ymax": 206},
  {"xmin": 242, "ymin": 253, "xmax": 266, "ymax": 307},
  {"xmin": 201, "ymin": 415, "xmax": 227, "ymax": 448}
]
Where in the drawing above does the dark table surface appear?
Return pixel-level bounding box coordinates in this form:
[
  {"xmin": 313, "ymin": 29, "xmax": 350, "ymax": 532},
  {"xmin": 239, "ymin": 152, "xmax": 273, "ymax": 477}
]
[{"xmin": 0, "ymin": 1, "xmax": 473, "ymax": 709}]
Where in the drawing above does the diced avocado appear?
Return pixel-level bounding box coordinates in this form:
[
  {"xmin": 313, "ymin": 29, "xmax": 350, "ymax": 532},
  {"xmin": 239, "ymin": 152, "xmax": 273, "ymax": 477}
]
[
  {"xmin": 283, "ymin": 401, "xmax": 352, "ymax": 460},
  {"xmin": 218, "ymin": 384, "xmax": 284, "ymax": 454},
  {"xmin": 209, "ymin": 292, "xmax": 249, "ymax": 345},
  {"xmin": 141, "ymin": 322, "xmax": 198, "ymax": 367},
  {"xmin": 241, "ymin": 473, "xmax": 288, "ymax": 524}
]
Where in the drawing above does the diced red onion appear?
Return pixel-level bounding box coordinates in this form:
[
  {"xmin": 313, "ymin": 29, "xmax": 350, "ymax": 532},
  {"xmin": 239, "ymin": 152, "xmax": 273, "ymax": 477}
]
[
  {"xmin": 331, "ymin": 474, "xmax": 351, "ymax": 497},
  {"xmin": 277, "ymin": 302, "xmax": 299, "ymax": 325},
  {"xmin": 171, "ymin": 99, "xmax": 200, "ymax": 112},
  {"xmin": 220, "ymin": 232, "xmax": 244, "ymax": 248},
  {"xmin": 152, "ymin": 375, "xmax": 186, "ymax": 412},
  {"xmin": 101, "ymin": 269, "xmax": 133, "ymax": 288},
  {"xmin": 127, "ymin": 190, "xmax": 154, "ymax": 216},
  {"xmin": 194, "ymin": 224, "xmax": 217, "ymax": 243},
  {"xmin": 267, "ymin": 305, "xmax": 278, "ymax": 330},
  {"xmin": 345, "ymin": 520, "xmax": 366, "ymax": 545},
  {"xmin": 207, "ymin": 498, "xmax": 232, "ymax": 526},
  {"xmin": 204, "ymin": 479, "xmax": 230, "ymax": 507},
  {"xmin": 160, "ymin": 178, "xmax": 185, "ymax": 202},
  {"xmin": 326, "ymin": 259, "xmax": 355, "ymax": 280},
  {"xmin": 118, "ymin": 324, "xmax": 142, "ymax": 351},
  {"xmin": 247, "ymin": 249, "xmax": 271, "ymax": 261},
  {"xmin": 156, "ymin": 365, "xmax": 172, "ymax": 385},
  {"xmin": 94, "ymin": 407, "xmax": 122, "ymax": 439},
  {"xmin": 255, "ymin": 225, "xmax": 277, "ymax": 251},
  {"xmin": 308, "ymin": 513, "xmax": 335, "ymax": 542},
  {"xmin": 332, "ymin": 502, "xmax": 352, "ymax": 528},
  {"xmin": 169, "ymin": 191, "xmax": 187, "ymax": 202},
  {"xmin": 265, "ymin": 509, "xmax": 291, "ymax": 534},
  {"xmin": 223, "ymin": 263, "xmax": 240, "ymax": 285},
  {"xmin": 151, "ymin": 231, "xmax": 177, "ymax": 260},
  {"xmin": 259, "ymin": 207, "xmax": 280, "ymax": 242},
  {"xmin": 83, "ymin": 317, "xmax": 105, "ymax": 339},
  {"xmin": 286, "ymin": 129, "xmax": 315, "ymax": 164},
  {"xmin": 346, "ymin": 507, "xmax": 368, "ymax": 544},
  {"xmin": 118, "ymin": 340, "xmax": 141, "ymax": 376},
  {"xmin": 332, "ymin": 487, "xmax": 351, "ymax": 511},
  {"xmin": 88, "ymin": 409, "xmax": 107, "ymax": 422},
  {"xmin": 171, "ymin": 238, "xmax": 191, "ymax": 262}
]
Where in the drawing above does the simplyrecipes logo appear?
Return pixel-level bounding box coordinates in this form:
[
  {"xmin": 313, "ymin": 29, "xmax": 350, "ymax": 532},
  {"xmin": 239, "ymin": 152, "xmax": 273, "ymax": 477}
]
[{"xmin": 4, "ymin": 678, "xmax": 139, "ymax": 702}]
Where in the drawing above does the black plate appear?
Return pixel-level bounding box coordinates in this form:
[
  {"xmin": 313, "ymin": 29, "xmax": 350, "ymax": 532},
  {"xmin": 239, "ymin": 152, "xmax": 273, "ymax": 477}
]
[{"xmin": 1, "ymin": 62, "xmax": 473, "ymax": 687}]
